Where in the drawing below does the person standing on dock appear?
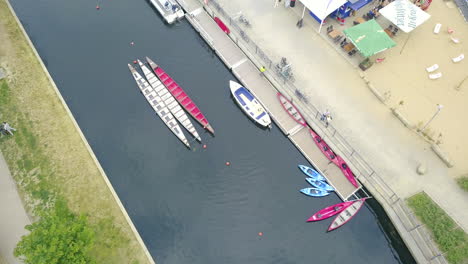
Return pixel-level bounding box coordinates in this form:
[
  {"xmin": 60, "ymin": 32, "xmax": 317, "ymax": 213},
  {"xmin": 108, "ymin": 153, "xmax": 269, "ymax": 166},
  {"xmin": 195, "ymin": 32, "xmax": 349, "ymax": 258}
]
[
  {"xmin": 1, "ymin": 122, "xmax": 16, "ymax": 135},
  {"xmin": 259, "ymin": 66, "xmax": 266, "ymax": 76}
]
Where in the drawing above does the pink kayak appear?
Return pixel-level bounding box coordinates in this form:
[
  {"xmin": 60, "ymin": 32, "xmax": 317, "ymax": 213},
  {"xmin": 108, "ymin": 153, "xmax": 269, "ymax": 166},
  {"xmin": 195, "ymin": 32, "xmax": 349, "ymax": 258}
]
[
  {"xmin": 307, "ymin": 200, "xmax": 355, "ymax": 222},
  {"xmin": 328, "ymin": 198, "xmax": 367, "ymax": 231},
  {"xmin": 335, "ymin": 156, "xmax": 359, "ymax": 188},
  {"xmin": 277, "ymin": 92, "xmax": 307, "ymax": 127},
  {"xmin": 146, "ymin": 57, "xmax": 215, "ymax": 135},
  {"xmin": 309, "ymin": 129, "xmax": 337, "ymax": 162},
  {"xmin": 214, "ymin": 17, "xmax": 230, "ymax": 34}
]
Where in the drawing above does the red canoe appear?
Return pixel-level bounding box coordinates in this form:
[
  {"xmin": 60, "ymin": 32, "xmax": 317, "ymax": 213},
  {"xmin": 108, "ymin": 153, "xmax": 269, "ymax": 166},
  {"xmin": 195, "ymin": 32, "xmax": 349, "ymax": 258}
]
[
  {"xmin": 146, "ymin": 57, "xmax": 215, "ymax": 135},
  {"xmin": 309, "ymin": 129, "xmax": 337, "ymax": 162},
  {"xmin": 328, "ymin": 198, "xmax": 367, "ymax": 231},
  {"xmin": 214, "ymin": 17, "xmax": 230, "ymax": 34},
  {"xmin": 277, "ymin": 92, "xmax": 307, "ymax": 126},
  {"xmin": 335, "ymin": 156, "xmax": 359, "ymax": 188},
  {"xmin": 307, "ymin": 200, "xmax": 355, "ymax": 222}
]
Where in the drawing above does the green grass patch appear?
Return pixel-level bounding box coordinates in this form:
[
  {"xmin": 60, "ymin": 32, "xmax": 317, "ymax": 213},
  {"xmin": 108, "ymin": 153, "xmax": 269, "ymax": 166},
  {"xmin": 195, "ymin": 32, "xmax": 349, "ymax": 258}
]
[
  {"xmin": 407, "ymin": 192, "xmax": 468, "ymax": 264},
  {"xmin": 457, "ymin": 176, "xmax": 468, "ymax": 192}
]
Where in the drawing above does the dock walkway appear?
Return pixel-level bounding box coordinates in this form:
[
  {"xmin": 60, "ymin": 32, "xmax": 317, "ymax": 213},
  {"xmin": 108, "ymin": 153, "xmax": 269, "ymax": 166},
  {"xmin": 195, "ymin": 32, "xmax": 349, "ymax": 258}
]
[
  {"xmin": 175, "ymin": 0, "xmax": 450, "ymax": 263},
  {"xmin": 182, "ymin": 1, "xmax": 359, "ymax": 200}
]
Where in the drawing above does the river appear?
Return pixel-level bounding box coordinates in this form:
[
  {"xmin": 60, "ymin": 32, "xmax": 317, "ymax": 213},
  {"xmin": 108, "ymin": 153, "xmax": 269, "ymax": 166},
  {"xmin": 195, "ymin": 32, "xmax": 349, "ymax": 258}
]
[{"xmin": 9, "ymin": 0, "xmax": 415, "ymax": 263}]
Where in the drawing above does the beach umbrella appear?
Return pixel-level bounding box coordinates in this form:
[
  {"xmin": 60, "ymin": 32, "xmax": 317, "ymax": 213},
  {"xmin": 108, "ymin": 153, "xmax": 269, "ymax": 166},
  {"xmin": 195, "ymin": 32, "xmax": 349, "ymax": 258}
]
[
  {"xmin": 379, "ymin": 0, "xmax": 431, "ymax": 33},
  {"xmin": 343, "ymin": 19, "xmax": 396, "ymax": 57}
]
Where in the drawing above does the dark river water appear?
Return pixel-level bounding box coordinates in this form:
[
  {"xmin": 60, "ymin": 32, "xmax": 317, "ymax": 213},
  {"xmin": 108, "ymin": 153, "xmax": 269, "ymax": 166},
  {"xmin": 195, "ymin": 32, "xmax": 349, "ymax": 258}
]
[{"xmin": 9, "ymin": 0, "xmax": 415, "ymax": 263}]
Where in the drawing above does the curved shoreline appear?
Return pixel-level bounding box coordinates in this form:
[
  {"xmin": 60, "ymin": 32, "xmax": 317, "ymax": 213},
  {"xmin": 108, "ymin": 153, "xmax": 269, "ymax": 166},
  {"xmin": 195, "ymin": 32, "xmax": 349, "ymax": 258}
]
[{"xmin": 2, "ymin": 0, "xmax": 155, "ymax": 263}]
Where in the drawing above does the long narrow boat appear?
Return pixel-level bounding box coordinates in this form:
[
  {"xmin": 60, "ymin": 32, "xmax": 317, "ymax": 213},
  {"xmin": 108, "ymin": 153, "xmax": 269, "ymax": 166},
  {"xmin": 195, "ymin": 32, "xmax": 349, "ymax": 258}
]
[
  {"xmin": 306, "ymin": 178, "xmax": 334, "ymax": 192},
  {"xmin": 146, "ymin": 57, "xmax": 215, "ymax": 135},
  {"xmin": 309, "ymin": 129, "xmax": 337, "ymax": 162},
  {"xmin": 335, "ymin": 156, "xmax": 359, "ymax": 188},
  {"xmin": 277, "ymin": 92, "xmax": 307, "ymax": 126},
  {"xmin": 128, "ymin": 64, "xmax": 190, "ymax": 148},
  {"xmin": 307, "ymin": 200, "xmax": 355, "ymax": 222},
  {"xmin": 138, "ymin": 60, "xmax": 201, "ymax": 142},
  {"xmin": 229, "ymin": 81, "xmax": 272, "ymax": 128},
  {"xmin": 298, "ymin": 165, "xmax": 326, "ymax": 181},
  {"xmin": 300, "ymin": 188, "xmax": 329, "ymax": 197},
  {"xmin": 327, "ymin": 198, "xmax": 367, "ymax": 231}
]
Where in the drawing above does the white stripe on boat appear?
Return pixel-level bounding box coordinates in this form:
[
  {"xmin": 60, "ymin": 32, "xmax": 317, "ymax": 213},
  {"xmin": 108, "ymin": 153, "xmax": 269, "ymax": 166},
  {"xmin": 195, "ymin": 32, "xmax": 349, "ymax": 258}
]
[
  {"xmin": 138, "ymin": 60, "xmax": 201, "ymax": 142},
  {"xmin": 128, "ymin": 64, "xmax": 190, "ymax": 148}
]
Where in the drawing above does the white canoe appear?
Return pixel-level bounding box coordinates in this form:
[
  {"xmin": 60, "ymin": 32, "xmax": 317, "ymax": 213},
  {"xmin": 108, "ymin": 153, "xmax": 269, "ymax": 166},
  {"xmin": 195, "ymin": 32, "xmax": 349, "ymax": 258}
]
[
  {"xmin": 138, "ymin": 60, "xmax": 201, "ymax": 142},
  {"xmin": 128, "ymin": 64, "xmax": 190, "ymax": 148},
  {"xmin": 229, "ymin": 80, "xmax": 271, "ymax": 128},
  {"xmin": 327, "ymin": 198, "xmax": 367, "ymax": 231}
]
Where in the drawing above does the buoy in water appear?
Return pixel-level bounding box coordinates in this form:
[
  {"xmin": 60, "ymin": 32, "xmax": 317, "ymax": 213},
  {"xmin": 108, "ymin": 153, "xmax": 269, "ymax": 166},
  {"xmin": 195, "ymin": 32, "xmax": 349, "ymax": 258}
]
[
  {"xmin": 225, "ymin": 161, "xmax": 230, "ymax": 166},
  {"xmin": 258, "ymin": 232, "xmax": 263, "ymax": 236},
  {"xmin": 96, "ymin": 5, "xmax": 100, "ymax": 9},
  {"xmin": 133, "ymin": 60, "xmax": 137, "ymax": 64},
  {"xmin": 203, "ymin": 144, "xmax": 207, "ymax": 149},
  {"xmin": 130, "ymin": 41, "xmax": 134, "ymax": 46}
]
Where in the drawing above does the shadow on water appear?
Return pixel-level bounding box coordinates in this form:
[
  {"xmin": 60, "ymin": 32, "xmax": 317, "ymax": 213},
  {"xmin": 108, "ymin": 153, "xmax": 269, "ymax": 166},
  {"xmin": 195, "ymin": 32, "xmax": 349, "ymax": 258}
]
[{"xmin": 356, "ymin": 189, "xmax": 416, "ymax": 264}]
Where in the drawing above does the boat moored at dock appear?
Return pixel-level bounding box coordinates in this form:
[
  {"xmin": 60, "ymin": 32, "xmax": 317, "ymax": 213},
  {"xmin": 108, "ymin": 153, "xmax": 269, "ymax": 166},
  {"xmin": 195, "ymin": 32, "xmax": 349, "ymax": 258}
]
[
  {"xmin": 149, "ymin": 0, "xmax": 184, "ymax": 24},
  {"xmin": 307, "ymin": 200, "xmax": 355, "ymax": 222},
  {"xmin": 298, "ymin": 165, "xmax": 325, "ymax": 181},
  {"xmin": 147, "ymin": 57, "xmax": 215, "ymax": 135},
  {"xmin": 328, "ymin": 198, "xmax": 367, "ymax": 231},
  {"xmin": 127, "ymin": 64, "xmax": 190, "ymax": 148},
  {"xmin": 229, "ymin": 80, "xmax": 271, "ymax": 128},
  {"xmin": 138, "ymin": 60, "xmax": 201, "ymax": 142},
  {"xmin": 300, "ymin": 188, "xmax": 329, "ymax": 197},
  {"xmin": 306, "ymin": 178, "xmax": 334, "ymax": 192}
]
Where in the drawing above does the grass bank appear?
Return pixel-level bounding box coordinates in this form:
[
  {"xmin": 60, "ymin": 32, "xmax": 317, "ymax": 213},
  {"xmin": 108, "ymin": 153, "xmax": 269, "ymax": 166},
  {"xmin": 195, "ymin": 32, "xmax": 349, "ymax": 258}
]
[
  {"xmin": 407, "ymin": 192, "xmax": 468, "ymax": 264},
  {"xmin": 0, "ymin": 0, "xmax": 151, "ymax": 263},
  {"xmin": 457, "ymin": 176, "xmax": 468, "ymax": 192}
]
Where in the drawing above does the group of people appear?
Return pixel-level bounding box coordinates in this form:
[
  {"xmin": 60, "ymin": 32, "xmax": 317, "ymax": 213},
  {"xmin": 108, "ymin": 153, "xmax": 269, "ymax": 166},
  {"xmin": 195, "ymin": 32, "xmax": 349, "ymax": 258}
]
[
  {"xmin": 320, "ymin": 110, "xmax": 332, "ymax": 127},
  {"xmin": 1, "ymin": 122, "xmax": 16, "ymax": 136}
]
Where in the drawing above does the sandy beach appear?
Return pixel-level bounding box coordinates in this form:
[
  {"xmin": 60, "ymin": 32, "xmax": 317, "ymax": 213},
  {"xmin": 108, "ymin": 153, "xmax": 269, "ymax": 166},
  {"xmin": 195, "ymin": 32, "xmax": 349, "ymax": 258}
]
[{"xmin": 366, "ymin": 0, "xmax": 468, "ymax": 178}]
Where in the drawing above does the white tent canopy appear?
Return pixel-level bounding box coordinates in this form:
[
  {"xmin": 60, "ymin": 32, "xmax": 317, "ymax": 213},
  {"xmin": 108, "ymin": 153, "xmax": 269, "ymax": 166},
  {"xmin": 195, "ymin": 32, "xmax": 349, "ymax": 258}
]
[
  {"xmin": 379, "ymin": 0, "xmax": 431, "ymax": 33},
  {"xmin": 299, "ymin": 0, "xmax": 347, "ymax": 21}
]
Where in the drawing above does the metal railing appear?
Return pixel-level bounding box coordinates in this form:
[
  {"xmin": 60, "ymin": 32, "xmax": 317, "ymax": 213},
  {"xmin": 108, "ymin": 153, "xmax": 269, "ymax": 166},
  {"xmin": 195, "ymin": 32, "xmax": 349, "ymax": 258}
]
[{"xmin": 186, "ymin": 0, "xmax": 450, "ymax": 262}]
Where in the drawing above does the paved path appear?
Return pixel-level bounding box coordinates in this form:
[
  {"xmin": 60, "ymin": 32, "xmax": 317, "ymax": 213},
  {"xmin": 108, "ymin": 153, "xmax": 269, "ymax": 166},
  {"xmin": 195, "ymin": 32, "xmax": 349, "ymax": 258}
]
[
  {"xmin": 214, "ymin": 0, "xmax": 468, "ymax": 232},
  {"xmin": 0, "ymin": 150, "xmax": 30, "ymax": 264}
]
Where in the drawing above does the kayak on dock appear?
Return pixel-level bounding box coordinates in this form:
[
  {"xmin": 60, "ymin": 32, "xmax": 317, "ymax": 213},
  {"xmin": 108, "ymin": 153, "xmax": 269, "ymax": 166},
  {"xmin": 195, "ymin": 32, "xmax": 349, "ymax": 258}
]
[
  {"xmin": 138, "ymin": 59, "xmax": 201, "ymax": 142},
  {"xmin": 307, "ymin": 200, "xmax": 355, "ymax": 222},
  {"xmin": 306, "ymin": 178, "xmax": 334, "ymax": 192},
  {"xmin": 127, "ymin": 64, "xmax": 190, "ymax": 148},
  {"xmin": 229, "ymin": 80, "xmax": 271, "ymax": 128},
  {"xmin": 335, "ymin": 156, "xmax": 359, "ymax": 188},
  {"xmin": 277, "ymin": 92, "xmax": 307, "ymax": 127},
  {"xmin": 300, "ymin": 188, "xmax": 329, "ymax": 197},
  {"xmin": 298, "ymin": 165, "xmax": 326, "ymax": 181},
  {"xmin": 328, "ymin": 198, "xmax": 367, "ymax": 231},
  {"xmin": 309, "ymin": 129, "xmax": 338, "ymax": 162},
  {"xmin": 147, "ymin": 57, "xmax": 215, "ymax": 135},
  {"xmin": 214, "ymin": 17, "xmax": 230, "ymax": 34}
]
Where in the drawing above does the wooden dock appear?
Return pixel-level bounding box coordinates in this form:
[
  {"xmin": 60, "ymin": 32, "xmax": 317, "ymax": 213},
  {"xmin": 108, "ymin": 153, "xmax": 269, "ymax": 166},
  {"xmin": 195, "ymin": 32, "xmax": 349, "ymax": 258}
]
[{"xmin": 180, "ymin": 0, "xmax": 360, "ymax": 200}]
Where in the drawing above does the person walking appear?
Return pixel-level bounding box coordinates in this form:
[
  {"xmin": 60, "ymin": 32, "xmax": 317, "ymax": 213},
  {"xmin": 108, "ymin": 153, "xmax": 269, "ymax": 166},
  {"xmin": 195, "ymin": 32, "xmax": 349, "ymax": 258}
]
[
  {"xmin": 2, "ymin": 122, "xmax": 16, "ymax": 135},
  {"xmin": 320, "ymin": 109, "xmax": 330, "ymax": 121}
]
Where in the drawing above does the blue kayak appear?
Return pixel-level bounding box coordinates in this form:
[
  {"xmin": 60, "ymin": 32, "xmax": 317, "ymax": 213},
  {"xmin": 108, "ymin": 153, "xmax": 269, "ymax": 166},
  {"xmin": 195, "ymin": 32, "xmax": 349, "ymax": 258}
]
[
  {"xmin": 298, "ymin": 165, "xmax": 326, "ymax": 181},
  {"xmin": 306, "ymin": 178, "xmax": 334, "ymax": 192},
  {"xmin": 300, "ymin": 188, "xmax": 329, "ymax": 197}
]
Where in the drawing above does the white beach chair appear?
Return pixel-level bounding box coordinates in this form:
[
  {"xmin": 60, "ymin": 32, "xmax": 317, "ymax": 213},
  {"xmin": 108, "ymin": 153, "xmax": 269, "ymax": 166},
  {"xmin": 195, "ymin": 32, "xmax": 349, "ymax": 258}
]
[
  {"xmin": 433, "ymin": 23, "xmax": 441, "ymax": 34},
  {"xmin": 429, "ymin": 72, "xmax": 442, "ymax": 80},
  {"xmin": 426, "ymin": 64, "xmax": 439, "ymax": 73},
  {"xmin": 452, "ymin": 54, "xmax": 464, "ymax": 63},
  {"xmin": 451, "ymin": 37, "xmax": 460, "ymax": 44}
]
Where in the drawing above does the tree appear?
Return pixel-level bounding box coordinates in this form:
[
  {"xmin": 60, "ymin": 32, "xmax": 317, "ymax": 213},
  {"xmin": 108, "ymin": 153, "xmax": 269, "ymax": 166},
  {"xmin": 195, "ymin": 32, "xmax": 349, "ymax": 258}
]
[{"xmin": 14, "ymin": 199, "xmax": 95, "ymax": 264}]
